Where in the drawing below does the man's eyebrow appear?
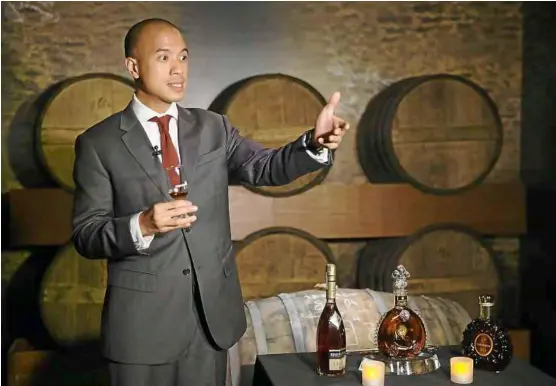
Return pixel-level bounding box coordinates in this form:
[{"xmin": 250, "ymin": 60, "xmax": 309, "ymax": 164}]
[{"xmin": 154, "ymin": 48, "xmax": 189, "ymax": 53}]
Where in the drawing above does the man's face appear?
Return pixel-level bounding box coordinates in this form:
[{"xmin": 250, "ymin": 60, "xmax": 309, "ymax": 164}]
[{"xmin": 127, "ymin": 23, "xmax": 188, "ymax": 109}]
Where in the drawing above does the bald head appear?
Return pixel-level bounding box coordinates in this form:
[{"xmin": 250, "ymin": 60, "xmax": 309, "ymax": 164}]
[
  {"xmin": 124, "ymin": 18, "xmax": 182, "ymax": 58},
  {"xmin": 123, "ymin": 18, "xmax": 189, "ymax": 112}
]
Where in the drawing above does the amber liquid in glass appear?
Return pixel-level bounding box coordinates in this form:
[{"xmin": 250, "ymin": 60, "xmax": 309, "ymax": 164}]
[
  {"xmin": 169, "ymin": 191, "xmax": 188, "ymax": 200},
  {"xmin": 316, "ymin": 265, "xmax": 346, "ymax": 376},
  {"xmin": 169, "ymin": 183, "xmax": 189, "ymax": 219},
  {"xmin": 376, "ymin": 295, "xmax": 426, "ymax": 358}
]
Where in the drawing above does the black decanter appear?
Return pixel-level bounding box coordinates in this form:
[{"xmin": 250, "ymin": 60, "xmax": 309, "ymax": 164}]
[{"xmin": 461, "ymin": 294, "xmax": 513, "ymax": 372}]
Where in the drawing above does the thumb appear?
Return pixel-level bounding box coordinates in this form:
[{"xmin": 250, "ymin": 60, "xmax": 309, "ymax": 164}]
[{"xmin": 327, "ymin": 91, "xmax": 341, "ymax": 110}]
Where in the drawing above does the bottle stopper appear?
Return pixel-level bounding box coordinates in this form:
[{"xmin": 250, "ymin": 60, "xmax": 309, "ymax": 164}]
[{"xmin": 392, "ymin": 265, "xmax": 410, "ymax": 295}]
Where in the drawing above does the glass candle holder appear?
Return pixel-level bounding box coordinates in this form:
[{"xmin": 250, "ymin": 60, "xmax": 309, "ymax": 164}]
[
  {"xmin": 360, "ymin": 358, "xmax": 385, "ymax": 386},
  {"xmin": 451, "ymin": 357, "xmax": 474, "ymax": 384}
]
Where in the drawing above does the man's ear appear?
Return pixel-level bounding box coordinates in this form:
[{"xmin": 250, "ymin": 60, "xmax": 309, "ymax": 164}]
[{"xmin": 125, "ymin": 57, "xmax": 139, "ymax": 80}]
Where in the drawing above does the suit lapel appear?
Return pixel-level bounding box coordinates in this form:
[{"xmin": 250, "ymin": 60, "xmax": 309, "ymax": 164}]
[
  {"xmin": 120, "ymin": 104, "xmax": 170, "ymax": 199},
  {"xmin": 177, "ymin": 107, "xmax": 200, "ymax": 185}
]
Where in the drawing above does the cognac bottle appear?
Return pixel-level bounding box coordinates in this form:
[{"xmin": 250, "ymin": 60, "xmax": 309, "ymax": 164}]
[
  {"xmin": 316, "ymin": 264, "xmax": 347, "ymax": 376},
  {"xmin": 375, "ymin": 265, "xmax": 427, "ymax": 358},
  {"xmin": 462, "ymin": 294, "xmax": 513, "ymax": 372}
]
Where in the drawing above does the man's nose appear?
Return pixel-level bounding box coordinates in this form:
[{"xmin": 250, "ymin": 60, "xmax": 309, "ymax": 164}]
[{"xmin": 170, "ymin": 60, "xmax": 184, "ymax": 75}]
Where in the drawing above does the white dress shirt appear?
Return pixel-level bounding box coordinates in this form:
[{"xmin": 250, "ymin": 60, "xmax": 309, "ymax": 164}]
[{"xmin": 129, "ymin": 94, "xmax": 330, "ymax": 251}]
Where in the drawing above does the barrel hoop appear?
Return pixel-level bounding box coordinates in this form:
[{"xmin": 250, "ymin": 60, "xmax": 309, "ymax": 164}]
[
  {"xmin": 245, "ymin": 301, "xmax": 269, "ymax": 354},
  {"xmin": 421, "ymin": 295, "xmax": 456, "ymax": 345},
  {"xmin": 277, "ymin": 293, "xmax": 306, "ymax": 353},
  {"xmin": 406, "ymin": 296, "xmax": 420, "ymax": 314},
  {"xmin": 449, "ymin": 298, "xmax": 472, "ymax": 325},
  {"xmin": 407, "ymin": 296, "xmax": 431, "ymax": 338},
  {"xmin": 364, "ymin": 289, "xmax": 390, "ymax": 315},
  {"xmin": 409, "ymin": 295, "xmax": 434, "ymax": 348},
  {"xmin": 436, "ymin": 296, "xmax": 471, "ymax": 334}
]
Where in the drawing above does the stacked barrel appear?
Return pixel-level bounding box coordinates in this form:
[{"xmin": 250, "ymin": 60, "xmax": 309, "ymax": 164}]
[
  {"xmin": 5, "ymin": 72, "xmax": 527, "ymax": 386},
  {"xmin": 7, "ymin": 74, "xmax": 135, "ymax": 386}
]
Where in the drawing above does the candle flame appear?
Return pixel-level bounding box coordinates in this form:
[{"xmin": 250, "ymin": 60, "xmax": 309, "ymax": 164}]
[
  {"xmin": 453, "ymin": 362, "xmax": 470, "ymax": 375},
  {"xmin": 363, "ymin": 367, "xmax": 379, "ymax": 379}
]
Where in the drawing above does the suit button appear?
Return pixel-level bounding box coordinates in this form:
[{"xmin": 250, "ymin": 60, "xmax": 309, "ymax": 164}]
[{"xmin": 182, "ymin": 269, "xmax": 191, "ymax": 275}]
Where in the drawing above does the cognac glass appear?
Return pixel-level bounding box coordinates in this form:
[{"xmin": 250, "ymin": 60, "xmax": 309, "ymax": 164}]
[
  {"xmin": 165, "ymin": 165, "xmax": 189, "ymax": 218},
  {"xmin": 165, "ymin": 165, "xmax": 188, "ymax": 200}
]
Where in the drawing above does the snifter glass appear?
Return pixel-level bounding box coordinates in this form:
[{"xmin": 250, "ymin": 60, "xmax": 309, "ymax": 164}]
[
  {"xmin": 165, "ymin": 165, "xmax": 188, "ymax": 219},
  {"xmin": 165, "ymin": 165, "xmax": 188, "ymax": 200}
]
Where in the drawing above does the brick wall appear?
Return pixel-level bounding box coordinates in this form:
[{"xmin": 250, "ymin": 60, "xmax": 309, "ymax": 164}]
[{"xmin": 1, "ymin": 1, "xmax": 523, "ymax": 342}]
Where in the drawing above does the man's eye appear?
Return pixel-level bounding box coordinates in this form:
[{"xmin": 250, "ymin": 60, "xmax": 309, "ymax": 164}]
[
  {"xmin": 180, "ymin": 55, "xmax": 188, "ymax": 61},
  {"xmin": 159, "ymin": 55, "xmax": 168, "ymax": 61}
]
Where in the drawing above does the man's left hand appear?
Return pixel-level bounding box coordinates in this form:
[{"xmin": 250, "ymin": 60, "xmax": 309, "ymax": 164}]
[{"xmin": 312, "ymin": 91, "xmax": 350, "ymax": 150}]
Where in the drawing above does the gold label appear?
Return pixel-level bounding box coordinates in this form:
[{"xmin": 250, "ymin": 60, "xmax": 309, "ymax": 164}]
[
  {"xmin": 396, "ymin": 324, "xmax": 408, "ymax": 338},
  {"xmin": 474, "ymin": 333, "xmax": 494, "ymax": 356}
]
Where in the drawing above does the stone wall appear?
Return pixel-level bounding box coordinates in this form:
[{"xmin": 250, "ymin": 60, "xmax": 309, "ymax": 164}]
[{"xmin": 1, "ymin": 1, "xmax": 523, "ymax": 347}]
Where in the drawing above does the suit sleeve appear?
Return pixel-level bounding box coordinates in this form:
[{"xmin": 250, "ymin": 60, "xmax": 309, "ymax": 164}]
[
  {"xmin": 223, "ymin": 115, "xmax": 332, "ymax": 186},
  {"xmin": 71, "ymin": 133, "xmax": 139, "ymax": 260}
]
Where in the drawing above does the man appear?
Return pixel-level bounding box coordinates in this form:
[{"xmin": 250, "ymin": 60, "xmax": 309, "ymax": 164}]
[{"xmin": 72, "ymin": 18, "xmax": 349, "ymax": 386}]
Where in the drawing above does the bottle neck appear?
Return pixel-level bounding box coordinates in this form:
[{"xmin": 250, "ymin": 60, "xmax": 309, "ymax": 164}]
[
  {"xmin": 395, "ymin": 293, "xmax": 408, "ymax": 307},
  {"xmin": 479, "ymin": 305, "xmax": 492, "ymax": 320},
  {"xmin": 326, "ymin": 279, "xmax": 336, "ymax": 303}
]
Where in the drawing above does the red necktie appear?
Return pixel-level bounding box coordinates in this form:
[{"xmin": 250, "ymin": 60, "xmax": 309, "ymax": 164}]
[{"xmin": 149, "ymin": 115, "xmax": 180, "ymax": 186}]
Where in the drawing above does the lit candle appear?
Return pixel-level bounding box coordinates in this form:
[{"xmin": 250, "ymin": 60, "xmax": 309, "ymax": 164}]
[
  {"xmin": 450, "ymin": 357, "xmax": 474, "ymax": 384},
  {"xmin": 360, "ymin": 358, "xmax": 385, "ymax": 386}
]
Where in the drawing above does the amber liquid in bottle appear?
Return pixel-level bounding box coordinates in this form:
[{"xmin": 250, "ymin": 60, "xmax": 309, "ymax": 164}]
[
  {"xmin": 376, "ymin": 294, "xmax": 427, "ymax": 358},
  {"xmin": 376, "ymin": 265, "xmax": 427, "ymax": 358},
  {"xmin": 316, "ymin": 264, "xmax": 347, "ymax": 376},
  {"xmin": 462, "ymin": 295, "xmax": 513, "ymax": 372}
]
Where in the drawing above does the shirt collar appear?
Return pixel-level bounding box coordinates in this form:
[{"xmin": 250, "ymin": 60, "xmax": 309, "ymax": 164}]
[{"xmin": 131, "ymin": 94, "xmax": 179, "ymax": 125}]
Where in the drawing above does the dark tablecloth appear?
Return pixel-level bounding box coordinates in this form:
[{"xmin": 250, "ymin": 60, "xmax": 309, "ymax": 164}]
[{"xmin": 252, "ymin": 347, "xmax": 556, "ymax": 386}]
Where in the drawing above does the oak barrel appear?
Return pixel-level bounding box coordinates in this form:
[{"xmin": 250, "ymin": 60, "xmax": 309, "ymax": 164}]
[
  {"xmin": 356, "ymin": 74, "xmax": 503, "ymax": 194},
  {"xmin": 235, "ymin": 227, "xmax": 335, "ymax": 300},
  {"xmin": 7, "ymin": 338, "xmax": 236, "ymax": 386},
  {"xmin": 39, "ymin": 243, "xmax": 107, "ymax": 349},
  {"xmin": 356, "ymin": 223, "xmax": 501, "ymax": 320},
  {"xmin": 7, "ymin": 339, "xmax": 108, "ymax": 386},
  {"xmin": 237, "ymin": 288, "xmax": 471, "ymax": 368},
  {"xmin": 37, "ymin": 243, "xmax": 236, "ymax": 386},
  {"xmin": 209, "ymin": 74, "xmax": 330, "ymax": 197},
  {"xmin": 36, "ymin": 73, "xmax": 134, "ymax": 191}
]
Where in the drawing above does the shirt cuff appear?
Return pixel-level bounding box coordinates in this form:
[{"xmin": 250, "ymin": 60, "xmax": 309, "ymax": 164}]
[
  {"xmin": 130, "ymin": 212, "xmax": 154, "ymax": 251},
  {"xmin": 303, "ymin": 130, "xmax": 330, "ymax": 164}
]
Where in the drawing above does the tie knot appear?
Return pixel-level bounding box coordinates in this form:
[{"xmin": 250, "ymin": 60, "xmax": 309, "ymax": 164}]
[{"xmin": 149, "ymin": 115, "xmax": 172, "ymax": 132}]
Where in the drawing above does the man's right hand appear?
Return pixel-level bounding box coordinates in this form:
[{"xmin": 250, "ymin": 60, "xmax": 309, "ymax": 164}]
[{"xmin": 139, "ymin": 200, "xmax": 198, "ymax": 237}]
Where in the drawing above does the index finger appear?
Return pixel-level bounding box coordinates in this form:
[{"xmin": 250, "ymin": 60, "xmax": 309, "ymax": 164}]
[
  {"xmin": 339, "ymin": 120, "xmax": 350, "ymax": 130},
  {"xmin": 166, "ymin": 200, "xmax": 195, "ymax": 209}
]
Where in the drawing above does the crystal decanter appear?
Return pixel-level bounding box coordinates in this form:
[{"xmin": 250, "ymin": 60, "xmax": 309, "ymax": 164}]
[{"xmin": 375, "ymin": 265, "xmax": 427, "ymax": 358}]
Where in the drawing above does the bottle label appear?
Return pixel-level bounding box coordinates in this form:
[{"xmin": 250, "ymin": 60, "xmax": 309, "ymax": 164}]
[
  {"xmin": 328, "ymin": 348, "xmax": 346, "ymax": 371},
  {"xmin": 474, "ymin": 333, "xmax": 494, "ymax": 356}
]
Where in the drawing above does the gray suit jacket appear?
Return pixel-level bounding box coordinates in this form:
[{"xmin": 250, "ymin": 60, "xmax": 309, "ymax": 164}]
[{"xmin": 71, "ymin": 103, "xmax": 331, "ymax": 365}]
